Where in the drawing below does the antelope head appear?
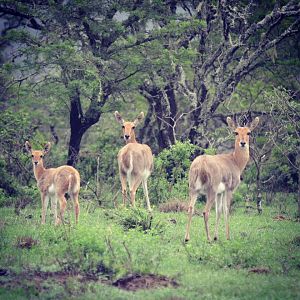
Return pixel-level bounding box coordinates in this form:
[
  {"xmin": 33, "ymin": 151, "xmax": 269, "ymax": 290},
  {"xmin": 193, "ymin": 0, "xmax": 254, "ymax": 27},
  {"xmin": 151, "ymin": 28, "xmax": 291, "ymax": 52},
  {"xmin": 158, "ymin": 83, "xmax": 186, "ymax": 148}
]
[
  {"xmin": 227, "ymin": 117, "xmax": 259, "ymax": 150},
  {"xmin": 25, "ymin": 141, "xmax": 51, "ymax": 167},
  {"xmin": 114, "ymin": 111, "xmax": 144, "ymax": 143}
]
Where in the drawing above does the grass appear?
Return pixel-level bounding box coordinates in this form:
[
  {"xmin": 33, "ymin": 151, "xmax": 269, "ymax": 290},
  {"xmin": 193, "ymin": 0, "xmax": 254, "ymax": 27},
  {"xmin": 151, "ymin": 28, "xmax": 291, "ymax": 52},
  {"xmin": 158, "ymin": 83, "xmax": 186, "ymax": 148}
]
[{"xmin": 0, "ymin": 199, "xmax": 299, "ymax": 299}]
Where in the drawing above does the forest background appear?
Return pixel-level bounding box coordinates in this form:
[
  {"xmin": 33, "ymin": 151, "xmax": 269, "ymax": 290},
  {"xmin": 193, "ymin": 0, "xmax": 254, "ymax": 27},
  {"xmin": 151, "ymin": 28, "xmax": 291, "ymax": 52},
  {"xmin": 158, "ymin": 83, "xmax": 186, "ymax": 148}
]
[
  {"xmin": 0, "ymin": 1, "xmax": 300, "ymax": 298},
  {"xmin": 1, "ymin": 0, "xmax": 299, "ymax": 213}
]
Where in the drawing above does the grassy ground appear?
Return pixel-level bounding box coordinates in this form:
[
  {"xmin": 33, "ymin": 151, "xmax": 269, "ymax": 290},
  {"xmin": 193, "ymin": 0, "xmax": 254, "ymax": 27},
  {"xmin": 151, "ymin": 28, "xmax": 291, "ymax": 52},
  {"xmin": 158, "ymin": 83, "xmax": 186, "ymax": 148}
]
[{"xmin": 0, "ymin": 199, "xmax": 299, "ymax": 300}]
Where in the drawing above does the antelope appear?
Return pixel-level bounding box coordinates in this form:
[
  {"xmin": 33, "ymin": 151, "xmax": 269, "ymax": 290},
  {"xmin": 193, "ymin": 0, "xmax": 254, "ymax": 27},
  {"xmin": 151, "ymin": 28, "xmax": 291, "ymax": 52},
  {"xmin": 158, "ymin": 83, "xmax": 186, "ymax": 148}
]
[
  {"xmin": 184, "ymin": 117, "xmax": 259, "ymax": 242},
  {"xmin": 114, "ymin": 111, "xmax": 153, "ymax": 211},
  {"xmin": 25, "ymin": 141, "xmax": 80, "ymax": 225}
]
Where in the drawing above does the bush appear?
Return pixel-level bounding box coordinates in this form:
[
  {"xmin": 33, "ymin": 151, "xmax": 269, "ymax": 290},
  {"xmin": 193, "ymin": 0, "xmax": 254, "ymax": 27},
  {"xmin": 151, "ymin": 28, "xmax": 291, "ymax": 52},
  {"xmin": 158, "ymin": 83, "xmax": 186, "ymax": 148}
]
[
  {"xmin": 105, "ymin": 207, "xmax": 165, "ymax": 234},
  {"xmin": 149, "ymin": 141, "xmax": 201, "ymax": 204}
]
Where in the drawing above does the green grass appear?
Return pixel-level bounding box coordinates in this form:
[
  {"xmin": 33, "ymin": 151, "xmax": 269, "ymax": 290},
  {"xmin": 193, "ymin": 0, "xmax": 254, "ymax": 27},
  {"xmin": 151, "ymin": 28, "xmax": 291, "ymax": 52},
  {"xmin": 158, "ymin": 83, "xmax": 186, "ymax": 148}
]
[{"xmin": 0, "ymin": 200, "xmax": 299, "ymax": 299}]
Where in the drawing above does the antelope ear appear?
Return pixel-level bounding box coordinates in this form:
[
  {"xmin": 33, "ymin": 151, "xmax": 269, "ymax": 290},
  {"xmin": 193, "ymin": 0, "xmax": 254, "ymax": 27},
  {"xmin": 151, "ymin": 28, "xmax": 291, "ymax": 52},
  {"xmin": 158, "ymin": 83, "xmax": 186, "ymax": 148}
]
[
  {"xmin": 249, "ymin": 117, "xmax": 259, "ymax": 131},
  {"xmin": 25, "ymin": 141, "xmax": 32, "ymax": 154},
  {"xmin": 114, "ymin": 111, "xmax": 124, "ymax": 125},
  {"xmin": 133, "ymin": 112, "xmax": 144, "ymax": 126},
  {"xmin": 226, "ymin": 117, "xmax": 236, "ymax": 131},
  {"xmin": 43, "ymin": 142, "xmax": 51, "ymax": 154}
]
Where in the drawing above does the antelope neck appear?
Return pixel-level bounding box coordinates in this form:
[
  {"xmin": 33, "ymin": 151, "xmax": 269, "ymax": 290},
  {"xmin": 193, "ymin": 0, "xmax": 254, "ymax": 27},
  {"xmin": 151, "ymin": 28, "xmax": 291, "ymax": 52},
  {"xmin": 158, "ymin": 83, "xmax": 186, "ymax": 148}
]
[
  {"xmin": 33, "ymin": 163, "xmax": 46, "ymax": 182},
  {"xmin": 232, "ymin": 144, "xmax": 249, "ymax": 172}
]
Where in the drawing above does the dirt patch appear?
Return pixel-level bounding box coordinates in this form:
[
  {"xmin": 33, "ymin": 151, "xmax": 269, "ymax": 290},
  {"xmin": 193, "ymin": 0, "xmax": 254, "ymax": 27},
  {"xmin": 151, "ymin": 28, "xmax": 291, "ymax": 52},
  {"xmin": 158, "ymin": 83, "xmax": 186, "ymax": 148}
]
[
  {"xmin": 1, "ymin": 270, "xmax": 178, "ymax": 293},
  {"xmin": 0, "ymin": 269, "xmax": 105, "ymax": 299},
  {"xmin": 273, "ymin": 215, "xmax": 290, "ymax": 221},
  {"xmin": 0, "ymin": 269, "xmax": 102, "ymax": 294},
  {"xmin": 159, "ymin": 200, "xmax": 188, "ymax": 213},
  {"xmin": 16, "ymin": 236, "xmax": 38, "ymax": 249},
  {"xmin": 248, "ymin": 267, "xmax": 271, "ymax": 274},
  {"xmin": 159, "ymin": 200, "xmax": 202, "ymax": 215},
  {"xmin": 113, "ymin": 273, "xmax": 178, "ymax": 291}
]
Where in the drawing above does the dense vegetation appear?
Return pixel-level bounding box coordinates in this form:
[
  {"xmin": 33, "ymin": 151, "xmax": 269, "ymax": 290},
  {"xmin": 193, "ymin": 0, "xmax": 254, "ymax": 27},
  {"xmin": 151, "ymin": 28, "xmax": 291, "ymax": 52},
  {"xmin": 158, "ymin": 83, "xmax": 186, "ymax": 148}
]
[{"xmin": 0, "ymin": 0, "xmax": 299, "ymax": 298}]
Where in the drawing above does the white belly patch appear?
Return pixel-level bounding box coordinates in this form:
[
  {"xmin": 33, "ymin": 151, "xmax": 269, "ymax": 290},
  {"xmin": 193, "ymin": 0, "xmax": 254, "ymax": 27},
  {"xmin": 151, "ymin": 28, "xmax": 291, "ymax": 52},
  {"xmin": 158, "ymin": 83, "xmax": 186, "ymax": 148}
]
[
  {"xmin": 217, "ymin": 182, "xmax": 226, "ymax": 194},
  {"xmin": 48, "ymin": 184, "xmax": 55, "ymax": 194}
]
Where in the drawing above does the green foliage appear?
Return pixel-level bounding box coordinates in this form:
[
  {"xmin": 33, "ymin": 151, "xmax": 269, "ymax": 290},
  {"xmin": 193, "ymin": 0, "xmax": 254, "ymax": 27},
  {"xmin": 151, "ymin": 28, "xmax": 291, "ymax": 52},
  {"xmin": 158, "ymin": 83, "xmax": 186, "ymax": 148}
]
[
  {"xmin": 232, "ymin": 182, "xmax": 250, "ymax": 204},
  {"xmin": 0, "ymin": 109, "xmax": 38, "ymax": 200},
  {"xmin": 106, "ymin": 207, "xmax": 165, "ymax": 234},
  {"xmin": 149, "ymin": 141, "xmax": 201, "ymax": 204},
  {"xmin": 257, "ymin": 88, "xmax": 298, "ymax": 193}
]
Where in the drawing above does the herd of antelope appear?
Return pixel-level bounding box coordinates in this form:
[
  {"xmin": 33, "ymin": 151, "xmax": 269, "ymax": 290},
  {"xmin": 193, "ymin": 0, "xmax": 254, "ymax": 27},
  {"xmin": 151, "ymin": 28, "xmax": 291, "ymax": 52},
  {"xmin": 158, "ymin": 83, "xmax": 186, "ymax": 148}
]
[{"xmin": 25, "ymin": 112, "xmax": 259, "ymax": 242}]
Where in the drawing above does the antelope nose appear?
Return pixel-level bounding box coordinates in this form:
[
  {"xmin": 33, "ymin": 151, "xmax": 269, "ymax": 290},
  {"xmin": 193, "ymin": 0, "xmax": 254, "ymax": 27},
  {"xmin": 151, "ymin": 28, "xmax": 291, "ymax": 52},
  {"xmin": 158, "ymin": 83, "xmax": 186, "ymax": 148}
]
[
  {"xmin": 34, "ymin": 161, "xmax": 38, "ymax": 165},
  {"xmin": 240, "ymin": 141, "xmax": 246, "ymax": 147},
  {"xmin": 124, "ymin": 135, "xmax": 130, "ymax": 140}
]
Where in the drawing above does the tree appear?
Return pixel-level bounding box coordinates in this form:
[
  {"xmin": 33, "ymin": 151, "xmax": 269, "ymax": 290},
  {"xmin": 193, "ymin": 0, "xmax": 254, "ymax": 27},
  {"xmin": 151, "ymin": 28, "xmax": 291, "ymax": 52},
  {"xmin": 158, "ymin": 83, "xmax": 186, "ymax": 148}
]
[
  {"xmin": 266, "ymin": 88, "xmax": 300, "ymax": 217},
  {"xmin": 137, "ymin": 1, "xmax": 300, "ymax": 149},
  {"xmin": 0, "ymin": 0, "xmax": 164, "ymax": 164},
  {"xmin": 1, "ymin": 0, "xmax": 300, "ymax": 160}
]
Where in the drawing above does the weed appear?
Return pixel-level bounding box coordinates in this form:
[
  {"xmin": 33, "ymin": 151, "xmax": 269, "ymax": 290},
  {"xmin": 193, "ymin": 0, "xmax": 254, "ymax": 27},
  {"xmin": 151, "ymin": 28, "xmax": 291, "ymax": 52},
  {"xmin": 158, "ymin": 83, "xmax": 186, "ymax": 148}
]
[{"xmin": 108, "ymin": 207, "xmax": 166, "ymax": 234}]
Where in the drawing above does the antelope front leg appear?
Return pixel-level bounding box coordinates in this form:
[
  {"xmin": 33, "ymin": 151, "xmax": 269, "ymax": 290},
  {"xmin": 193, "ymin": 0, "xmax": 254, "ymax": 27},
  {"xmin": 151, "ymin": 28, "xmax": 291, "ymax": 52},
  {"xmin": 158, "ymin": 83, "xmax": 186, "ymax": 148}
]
[
  {"xmin": 184, "ymin": 192, "xmax": 197, "ymax": 242},
  {"xmin": 41, "ymin": 193, "xmax": 49, "ymax": 224}
]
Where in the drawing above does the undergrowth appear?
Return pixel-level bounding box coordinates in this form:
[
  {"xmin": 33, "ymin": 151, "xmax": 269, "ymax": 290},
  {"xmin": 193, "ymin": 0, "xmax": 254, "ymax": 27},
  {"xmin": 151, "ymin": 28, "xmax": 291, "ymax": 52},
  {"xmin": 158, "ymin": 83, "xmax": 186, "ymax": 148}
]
[{"xmin": 0, "ymin": 200, "xmax": 299, "ymax": 299}]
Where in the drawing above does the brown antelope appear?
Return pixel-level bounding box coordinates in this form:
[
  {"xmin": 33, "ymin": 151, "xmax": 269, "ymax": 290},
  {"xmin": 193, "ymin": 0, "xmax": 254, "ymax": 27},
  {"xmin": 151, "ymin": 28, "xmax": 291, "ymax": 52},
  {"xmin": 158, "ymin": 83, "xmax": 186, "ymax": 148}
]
[
  {"xmin": 25, "ymin": 141, "xmax": 80, "ymax": 225},
  {"xmin": 184, "ymin": 117, "xmax": 259, "ymax": 242},
  {"xmin": 114, "ymin": 111, "xmax": 153, "ymax": 211}
]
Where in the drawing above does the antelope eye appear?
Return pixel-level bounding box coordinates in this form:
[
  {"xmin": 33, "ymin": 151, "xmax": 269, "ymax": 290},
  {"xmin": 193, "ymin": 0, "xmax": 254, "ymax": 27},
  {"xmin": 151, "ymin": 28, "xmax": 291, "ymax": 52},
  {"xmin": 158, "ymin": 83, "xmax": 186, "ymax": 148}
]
[
  {"xmin": 234, "ymin": 132, "xmax": 238, "ymax": 136},
  {"xmin": 247, "ymin": 132, "xmax": 251, "ymax": 135},
  {"xmin": 40, "ymin": 155, "xmax": 43, "ymax": 158},
  {"xmin": 31, "ymin": 155, "xmax": 34, "ymax": 158},
  {"xmin": 122, "ymin": 125, "xmax": 125, "ymax": 129},
  {"xmin": 132, "ymin": 126, "xmax": 135, "ymax": 130}
]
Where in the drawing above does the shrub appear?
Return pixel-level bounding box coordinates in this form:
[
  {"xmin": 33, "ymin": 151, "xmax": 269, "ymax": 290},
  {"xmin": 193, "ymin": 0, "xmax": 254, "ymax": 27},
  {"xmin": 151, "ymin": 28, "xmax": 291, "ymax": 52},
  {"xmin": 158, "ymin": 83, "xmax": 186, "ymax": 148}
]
[
  {"xmin": 106, "ymin": 207, "xmax": 165, "ymax": 234},
  {"xmin": 149, "ymin": 141, "xmax": 201, "ymax": 204}
]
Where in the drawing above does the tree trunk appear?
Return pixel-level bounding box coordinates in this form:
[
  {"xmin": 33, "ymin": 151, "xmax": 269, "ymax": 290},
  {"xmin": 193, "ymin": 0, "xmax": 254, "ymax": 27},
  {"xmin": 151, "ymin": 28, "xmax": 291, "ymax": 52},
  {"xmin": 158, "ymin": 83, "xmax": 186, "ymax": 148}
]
[
  {"xmin": 67, "ymin": 87, "xmax": 85, "ymax": 166},
  {"xmin": 67, "ymin": 129, "xmax": 85, "ymax": 166},
  {"xmin": 66, "ymin": 85, "xmax": 107, "ymax": 166}
]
